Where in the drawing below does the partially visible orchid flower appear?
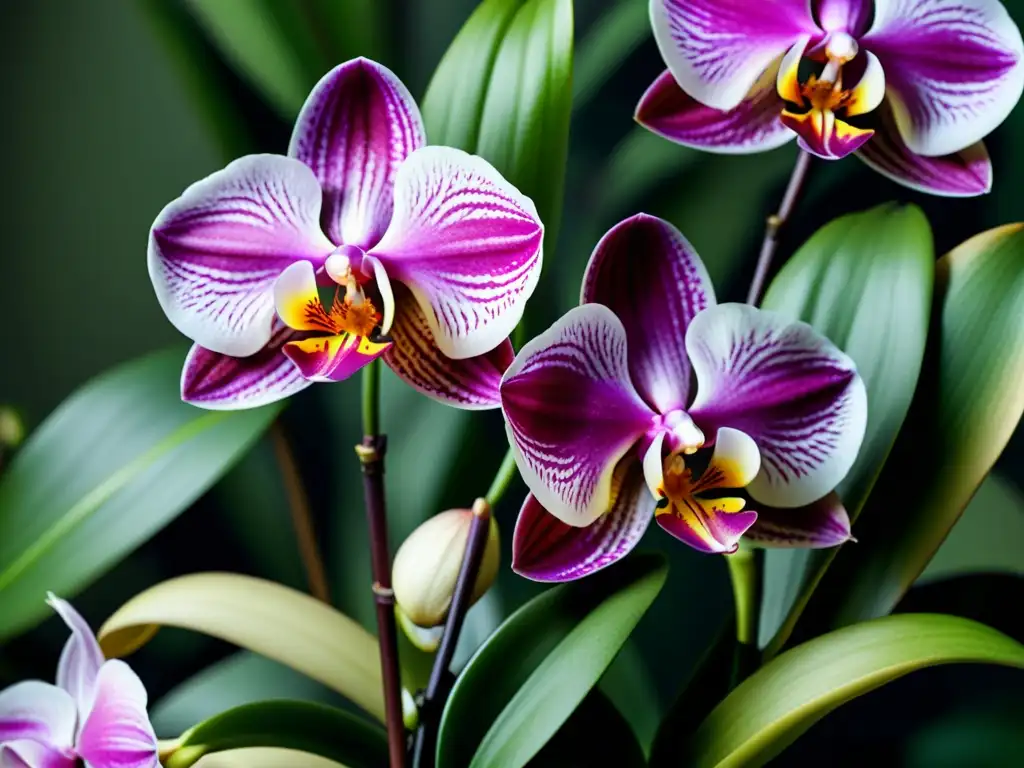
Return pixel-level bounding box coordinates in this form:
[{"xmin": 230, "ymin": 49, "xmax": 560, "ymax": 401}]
[
  {"xmin": 0, "ymin": 595, "xmax": 158, "ymax": 768},
  {"xmin": 501, "ymin": 215, "xmax": 867, "ymax": 582},
  {"xmin": 637, "ymin": 0, "xmax": 1024, "ymax": 196},
  {"xmin": 149, "ymin": 58, "xmax": 541, "ymax": 411}
]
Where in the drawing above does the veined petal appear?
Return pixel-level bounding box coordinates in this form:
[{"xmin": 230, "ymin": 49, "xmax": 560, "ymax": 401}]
[
  {"xmin": 781, "ymin": 109, "xmax": 874, "ymax": 158},
  {"xmin": 581, "ymin": 214, "xmax": 715, "ymax": 413},
  {"xmin": 862, "ymin": 0, "xmax": 1024, "ymax": 156},
  {"xmin": 636, "ymin": 68, "xmax": 794, "ymax": 154},
  {"xmin": 513, "ymin": 460, "xmax": 654, "ymax": 583},
  {"xmin": 687, "ymin": 303, "xmax": 867, "ymax": 509},
  {"xmin": 283, "ymin": 334, "xmax": 391, "ymax": 383},
  {"xmin": 289, "ymin": 58, "xmax": 426, "ymax": 249},
  {"xmin": 0, "ymin": 683, "xmax": 75, "ymax": 750},
  {"xmin": 500, "ymin": 305, "xmax": 656, "ymax": 527},
  {"xmin": 369, "ymin": 146, "xmax": 544, "ymax": 360},
  {"xmin": 273, "ymin": 261, "xmax": 336, "ymax": 333},
  {"xmin": 856, "ymin": 102, "xmax": 993, "ymax": 196},
  {"xmin": 181, "ymin": 323, "xmax": 312, "ymax": 411},
  {"xmin": 814, "ymin": 0, "xmax": 873, "ymax": 35},
  {"xmin": 0, "ymin": 740, "xmax": 76, "ymax": 768},
  {"xmin": 384, "ymin": 284, "xmax": 513, "ymax": 410},
  {"xmin": 743, "ymin": 491, "xmax": 852, "ymax": 547},
  {"xmin": 149, "ymin": 155, "xmax": 334, "ymax": 357},
  {"xmin": 76, "ymin": 662, "xmax": 158, "ymax": 768},
  {"xmin": 47, "ymin": 595, "xmax": 104, "ymax": 722},
  {"xmin": 650, "ymin": 0, "xmax": 821, "ymax": 112}
]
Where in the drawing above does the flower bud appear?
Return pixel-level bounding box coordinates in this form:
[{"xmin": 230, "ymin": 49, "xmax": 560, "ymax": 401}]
[
  {"xmin": 0, "ymin": 407, "xmax": 24, "ymax": 451},
  {"xmin": 392, "ymin": 500, "xmax": 500, "ymax": 629}
]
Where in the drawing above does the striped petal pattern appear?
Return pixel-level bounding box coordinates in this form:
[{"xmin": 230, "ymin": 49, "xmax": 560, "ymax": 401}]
[
  {"xmin": 76, "ymin": 662, "xmax": 159, "ymax": 768},
  {"xmin": 743, "ymin": 491, "xmax": 853, "ymax": 547}
]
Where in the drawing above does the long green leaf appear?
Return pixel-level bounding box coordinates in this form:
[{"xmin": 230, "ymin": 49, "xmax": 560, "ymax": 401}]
[
  {"xmin": 434, "ymin": 553, "xmax": 667, "ymax": 768},
  {"xmin": 0, "ymin": 348, "xmax": 279, "ymax": 641},
  {"xmin": 795, "ymin": 223, "xmax": 1024, "ymax": 635},
  {"xmin": 758, "ymin": 204, "xmax": 934, "ymax": 649},
  {"xmin": 684, "ymin": 613, "xmax": 1024, "ymax": 768},
  {"xmin": 163, "ymin": 700, "xmax": 385, "ymax": 768}
]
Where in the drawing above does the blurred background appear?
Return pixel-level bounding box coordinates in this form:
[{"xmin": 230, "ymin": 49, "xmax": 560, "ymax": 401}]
[{"xmin": 1, "ymin": 0, "xmax": 1022, "ymax": 764}]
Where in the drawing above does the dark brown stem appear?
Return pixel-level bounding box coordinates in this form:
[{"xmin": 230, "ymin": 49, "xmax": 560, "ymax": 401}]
[
  {"xmin": 356, "ymin": 435, "xmax": 407, "ymax": 768},
  {"xmin": 411, "ymin": 498, "xmax": 493, "ymax": 768},
  {"xmin": 745, "ymin": 150, "xmax": 814, "ymax": 306},
  {"xmin": 270, "ymin": 421, "xmax": 331, "ymax": 604}
]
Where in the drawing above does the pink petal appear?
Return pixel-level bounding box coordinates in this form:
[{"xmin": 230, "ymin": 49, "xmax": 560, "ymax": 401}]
[
  {"xmin": 368, "ymin": 146, "xmax": 544, "ymax": 360},
  {"xmin": 500, "ymin": 305, "xmax": 656, "ymax": 527},
  {"xmin": 149, "ymin": 155, "xmax": 334, "ymax": 357},
  {"xmin": 861, "ymin": 0, "xmax": 1024, "ymax": 156},
  {"xmin": 289, "ymin": 58, "xmax": 426, "ymax": 249},
  {"xmin": 744, "ymin": 491, "xmax": 853, "ymax": 547},
  {"xmin": 636, "ymin": 68, "xmax": 794, "ymax": 154},
  {"xmin": 814, "ymin": 0, "xmax": 873, "ymax": 35},
  {"xmin": 282, "ymin": 334, "xmax": 391, "ymax": 383},
  {"xmin": 650, "ymin": 0, "xmax": 821, "ymax": 112},
  {"xmin": 76, "ymin": 662, "xmax": 158, "ymax": 768},
  {"xmin": 513, "ymin": 460, "xmax": 653, "ymax": 583},
  {"xmin": 581, "ymin": 214, "xmax": 715, "ymax": 412},
  {"xmin": 0, "ymin": 740, "xmax": 76, "ymax": 768},
  {"xmin": 0, "ymin": 682, "xmax": 75, "ymax": 751},
  {"xmin": 384, "ymin": 284, "xmax": 514, "ymax": 409},
  {"xmin": 46, "ymin": 596, "xmax": 104, "ymax": 721},
  {"xmin": 687, "ymin": 304, "xmax": 867, "ymax": 509}
]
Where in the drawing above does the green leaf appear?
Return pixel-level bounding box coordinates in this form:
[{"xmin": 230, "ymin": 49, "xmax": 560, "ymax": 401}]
[
  {"xmin": 796, "ymin": 223, "xmax": 1024, "ymax": 634},
  {"xmin": 572, "ymin": 0, "xmax": 648, "ymax": 109},
  {"xmin": 0, "ymin": 348, "xmax": 279, "ymax": 641},
  {"xmin": 421, "ymin": 0, "xmax": 573, "ymax": 250},
  {"xmin": 435, "ymin": 553, "xmax": 667, "ymax": 768},
  {"xmin": 163, "ymin": 700, "xmax": 386, "ymax": 768},
  {"xmin": 758, "ymin": 203, "xmax": 934, "ymax": 649},
  {"xmin": 529, "ymin": 689, "xmax": 645, "ymax": 767},
  {"xmin": 683, "ymin": 613, "xmax": 1024, "ymax": 768}
]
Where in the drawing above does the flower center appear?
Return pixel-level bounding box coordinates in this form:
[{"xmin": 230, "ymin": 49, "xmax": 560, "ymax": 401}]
[
  {"xmin": 325, "ymin": 245, "xmax": 369, "ymax": 309},
  {"xmin": 313, "ymin": 245, "xmax": 379, "ymax": 337}
]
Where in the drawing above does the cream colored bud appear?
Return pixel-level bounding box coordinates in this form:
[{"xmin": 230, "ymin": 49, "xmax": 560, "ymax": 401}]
[
  {"xmin": 0, "ymin": 407, "xmax": 24, "ymax": 450},
  {"xmin": 392, "ymin": 502, "xmax": 500, "ymax": 628}
]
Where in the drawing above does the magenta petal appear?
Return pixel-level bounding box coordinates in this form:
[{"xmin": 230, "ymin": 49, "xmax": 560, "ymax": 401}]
[
  {"xmin": 744, "ymin": 491, "xmax": 852, "ymax": 548},
  {"xmin": 181, "ymin": 321, "xmax": 312, "ymax": 410},
  {"xmin": 289, "ymin": 58, "xmax": 426, "ymax": 249},
  {"xmin": 46, "ymin": 596, "xmax": 104, "ymax": 721},
  {"xmin": 687, "ymin": 304, "xmax": 867, "ymax": 509},
  {"xmin": 856, "ymin": 104, "xmax": 992, "ymax": 197},
  {"xmin": 582, "ymin": 214, "xmax": 715, "ymax": 412},
  {"xmin": 862, "ymin": 0, "xmax": 1024, "ymax": 156},
  {"xmin": 149, "ymin": 155, "xmax": 334, "ymax": 358},
  {"xmin": 657, "ymin": 505, "xmax": 758, "ymax": 555},
  {"xmin": 501, "ymin": 305, "xmax": 656, "ymax": 527},
  {"xmin": 76, "ymin": 662, "xmax": 158, "ymax": 768},
  {"xmin": 513, "ymin": 461, "xmax": 653, "ymax": 583},
  {"xmin": 636, "ymin": 69, "xmax": 793, "ymax": 154},
  {"xmin": 814, "ymin": 0, "xmax": 872, "ymax": 35},
  {"xmin": 0, "ymin": 682, "xmax": 75, "ymax": 750},
  {"xmin": 0, "ymin": 740, "xmax": 76, "ymax": 768},
  {"xmin": 384, "ymin": 285, "xmax": 513, "ymax": 410},
  {"xmin": 369, "ymin": 146, "xmax": 544, "ymax": 361}
]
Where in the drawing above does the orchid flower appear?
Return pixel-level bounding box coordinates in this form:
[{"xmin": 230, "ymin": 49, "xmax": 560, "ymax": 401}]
[
  {"xmin": 0, "ymin": 595, "xmax": 158, "ymax": 768},
  {"xmin": 500, "ymin": 215, "xmax": 867, "ymax": 582},
  {"xmin": 149, "ymin": 58, "xmax": 542, "ymax": 411},
  {"xmin": 637, "ymin": 0, "xmax": 1024, "ymax": 196}
]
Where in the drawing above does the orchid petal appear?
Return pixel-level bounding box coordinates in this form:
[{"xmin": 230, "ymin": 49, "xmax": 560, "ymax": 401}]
[
  {"xmin": 843, "ymin": 51, "xmax": 886, "ymax": 117},
  {"xmin": 273, "ymin": 261, "xmax": 337, "ymax": 333},
  {"xmin": 0, "ymin": 683, "xmax": 75, "ymax": 750},
  {"xmin": 289, "ymin": 58, "xmax": 426, "ymax": 249},
  {"xmin": 282, "ymin": 334, "xmax": 391, "ymax": 383},
  {"xmin": 46, "ymin": 595, "xmax": 104, "ymax": 721},
  {"xmin": 687, "ymin": 303, "xmax": 867, "ymax": 509},
  {"xmin": 361, "ymin": 255, "xmax": 396, "ymax": 336},
  {"xmin": 384, "ymin": 284, "xmax": 513, "ymax": 409},
  {"xmin": 513, "ymin": 460, "xmax": 653, "ymax": 583},
  {"xmin": 862, "ymin": 0, "xmax": 1024, "ymax": 156},
  {"xmin": 636, "ymin": 68, "xmax": 794, "ymax": 154},
  {"xmin": 814, "ymin": 0, "xmax": 873, "ymax": 35},
  {"xmin": 501, "ymin": 305, "xmax": 656, "ymax": 527},
  {"xmin": 856, "ymin": 102, "xmax": 993, "ymax": 196},
  {"xmin": 777, "ymin": 38, "xmax": 810, "ymax": 105},
  {"xmin": 581, "ymin": 214, "xmax": 715, "ymax": 413},
  {"xmin": 650, "ymin": 0, "xmax": 820, "ymax": 112},
  {"xmin": 76, "ymin": 662, "xmax": 158, "ymax": 768},
  {"xmin": 743, "ymin": 491, "xmax": 853, "ymax": 547},
  {"xmin": 0, "ymin": 740, "xmax": 75, "ymax": 768},
  {"xmin": 781, "ymin": 109, "xmax": 875, "ymax": 159},
  {"xmin": 181, "ymin": 323, "xmax": 312, "ymax": 411},
  {"xmin": 149, "ymin": 155, "xmax": 333, "ymax": 357},
  {"xmin": 369, "ymin": 146, "xmax": 544, "ymax": 360}
]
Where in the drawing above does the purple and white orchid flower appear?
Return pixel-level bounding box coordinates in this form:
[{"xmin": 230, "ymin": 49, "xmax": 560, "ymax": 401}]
[
  {"xmin": 500, "ymin": 215, "xmax": 867, "ymax": 582},
  {"xmin": 149, "ymin": 58, "xmax": 542, "ymax": 411},
  {"xmin": 0, "ymin": 595, "xmax": 158, "ymax": 768},
  {"xmin": 637, "ymin": 0, "xmax": 1024, "ymax": 196}
]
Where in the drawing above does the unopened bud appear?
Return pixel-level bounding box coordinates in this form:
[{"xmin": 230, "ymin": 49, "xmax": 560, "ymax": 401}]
[
  {"xmin": 0, "ymin": 407, "xmax": 24, "ymax": 450},
  {"xmin": 392, "ymin": 501, "xmax": 500, "ymax": 629}
]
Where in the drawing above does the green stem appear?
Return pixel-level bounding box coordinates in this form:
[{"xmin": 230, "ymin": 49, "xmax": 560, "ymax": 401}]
[
  {"xmin": 484, "ymin": 447, "xmax": 519, "ymax": 507},
  {"xmin": 726, "ymin": 546, "xmax": 763, "ymax": 687},
  {"xmin": 362, "ymin": 359, "xmax": 381, "ymax": 436}
]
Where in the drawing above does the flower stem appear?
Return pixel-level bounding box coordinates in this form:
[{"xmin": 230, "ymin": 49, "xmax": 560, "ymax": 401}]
[
  {"xmin": 270, "ymin": 420, "xmax": 331, "ymax": 604},
  {"xmin": 484, "ymin": 447, "xmax": 519, "ymax": 508},
  {"xmin": 745, "ymin": 150, "xmax": 814, "ymax": 306},
  {"xmin": 357, "ymin": 360, "xmax": 406, "ymax": 768},
  {"xmin": 726, "ymin": 546, "xmax": 763, "ymax": 687},
  {"xmin": 411, "ymin": 498, "xmax": 493, "ymax": 768}
]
